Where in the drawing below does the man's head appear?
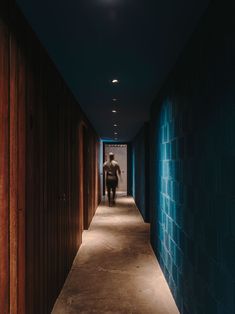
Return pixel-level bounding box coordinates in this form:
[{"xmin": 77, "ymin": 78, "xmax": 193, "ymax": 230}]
[{"xmin": 109, "ymin": 152, "xmax": 114, "ymax": 161}]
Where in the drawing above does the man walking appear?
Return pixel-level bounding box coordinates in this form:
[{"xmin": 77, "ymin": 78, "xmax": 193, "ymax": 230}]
[{"xmin": 103, "ymin": 152, "xmax": 121, "ymax": 206}]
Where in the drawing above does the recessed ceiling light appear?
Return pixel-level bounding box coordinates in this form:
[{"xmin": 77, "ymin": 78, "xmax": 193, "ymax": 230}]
[
  {"xmin": 112, "ymin": 110, "xmax": 117, "ymax": 113},
  {"xmin": 114, "ymin": 124, "xmax": 118, "ymax": 127},
  {"xmin": 112, "ymin": 98, "xmax": 117, "ymax": 101},
  {"xmin": 112, "ymin": 79, "xmax": 119, "ymax": 84},
  {"xmin": 114, "ymin": 132, "xmax": 118, "ymax": 135}
]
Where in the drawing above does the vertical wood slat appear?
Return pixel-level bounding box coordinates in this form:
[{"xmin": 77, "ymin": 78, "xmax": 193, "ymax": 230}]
[
  {"xmin": 38, "ymin": 45, "xmax": 44, "ymax": 314},
  {"xmin": 25, "ymin": 28, "xmax": 35, "ymax": 314},
  {"xmin": 9, "ymin": 29, "xmax": 18, "ymax": 314},
  {"xmin": 43, "ymin": 62, "xmax": 48, "ymax": 314},
  {"xmin": 0, "ymin": 17, "xmax": 10, "ymax": 314},
  {"xmin": 17, "ymin": 39, "xmax": 26, "ymax": 314},
  {"xmin": 41, "ymin": 51, "xmax": 48, "ymax": 314},
  {"xmin": 10, "ymin": 8, "xmax": 27, "ymax": 313}
]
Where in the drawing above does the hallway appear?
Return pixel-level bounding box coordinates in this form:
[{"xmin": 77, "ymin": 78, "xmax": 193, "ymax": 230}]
[
  {"xmin": 52, "ymin": 196, "xmax": 179, "ymax": 314},
  {"xmin": 1, "ymin": 1, "xmax": 235, "ymax": 313}
]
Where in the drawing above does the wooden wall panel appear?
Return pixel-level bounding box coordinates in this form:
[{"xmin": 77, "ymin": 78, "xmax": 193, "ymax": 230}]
[
  {"xmin": 0, "ymin": 5, "xmax": 28, "ymax": 313},
  {"xmin": 22, "ymin": 15, "xmax": 100, "ymax": 314},
  {"xmin": 0, "ymin": 3, "xmax": 101, "ymax": 313},
  {"xmin": 0, "ymin": 16, "xmax": 10, "ymax": 314}
]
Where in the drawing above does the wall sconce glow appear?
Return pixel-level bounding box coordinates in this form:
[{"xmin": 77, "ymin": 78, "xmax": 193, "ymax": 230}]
[
  {"xmin": 112, "ymin": 79, "xmax": 119, "ymax": 84},
  {"xmin": 112, "ymin": 110, "xmax": 117, "ymax": 113}
]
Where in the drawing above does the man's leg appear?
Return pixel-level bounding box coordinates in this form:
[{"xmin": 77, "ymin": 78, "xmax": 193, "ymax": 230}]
[
  {"xmin": 112, "ymin": 187, "xmax": 116, "ymax": 204},
  {"xmin": 107, "ymin": 186, "xmax": 111, "ymax": 206}
]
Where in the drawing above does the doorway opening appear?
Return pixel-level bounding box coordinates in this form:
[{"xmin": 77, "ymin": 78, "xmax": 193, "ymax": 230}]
[{"xmin": 103, "ymin": 143, "xmax": 128, "ymax": 197}]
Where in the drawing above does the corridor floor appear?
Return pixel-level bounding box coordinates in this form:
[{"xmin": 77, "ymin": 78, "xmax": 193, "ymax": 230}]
[{"xmin": 52, "ymin": 195, "xmax": 179, "ymax": 314}]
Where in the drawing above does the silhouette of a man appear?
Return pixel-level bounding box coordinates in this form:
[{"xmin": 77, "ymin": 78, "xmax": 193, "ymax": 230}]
[{"xmin": 103, "ymin": 152, "xmax": 121, "ymax": 206}]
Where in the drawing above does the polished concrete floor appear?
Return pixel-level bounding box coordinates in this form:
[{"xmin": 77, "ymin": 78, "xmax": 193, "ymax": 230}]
[{"xmin": 52, "ymin": 195, "xmax": 179, "ymax": 314}]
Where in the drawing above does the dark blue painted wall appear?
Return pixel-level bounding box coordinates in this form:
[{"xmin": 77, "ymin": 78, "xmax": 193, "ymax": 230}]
[
  {"xmin": 132, "ymin": 123, "xmax": 150, "ymax": 222},
  {"xmin": 149, "ymin": 1, "xmax": 235, "ymax": 313}
]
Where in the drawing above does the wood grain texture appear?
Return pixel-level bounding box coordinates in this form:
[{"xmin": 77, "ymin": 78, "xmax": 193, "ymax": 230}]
[
  {"xmin": 0, "ymin": 17, "xmax": 10, "ymax": 314},
  {"xmin": 0, "ymin": 3, "xmax": 101, "ymax": 313},
  {"xmin": 10, "ymin": 29, "xmax": 18, "ymax": 314}
]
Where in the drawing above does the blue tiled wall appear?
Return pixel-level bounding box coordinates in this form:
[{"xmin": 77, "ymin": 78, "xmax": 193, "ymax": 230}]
[
  {"xmin": 132, "ymin": 124, "xmax": 150, "ymax": 222},
  {"xmin": 149, "ymin": 1, "xmax": 235, "ymax": 313}
]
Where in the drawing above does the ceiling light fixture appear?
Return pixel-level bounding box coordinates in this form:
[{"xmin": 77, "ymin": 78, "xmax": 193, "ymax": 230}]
[
  {"xmin": 114, "ymin": 124, "xmax": 118, "ymax": 127},
  {"xmin": 112, "ymin": 79, "xmax": 119, "ymax": 84},
  {"xmin": 112, "ymin": 110, "xmax": 117, "ymax": 113},
  {"xmin": 114, "ymin": 132, "xmax": 118, "ymax": 135},
  {"xmin": 112, "ymin": 98, "xmax": 117, "ymax": 102}
]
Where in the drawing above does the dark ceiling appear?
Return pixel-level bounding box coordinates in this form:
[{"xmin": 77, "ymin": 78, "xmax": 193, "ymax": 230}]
[{"xmin": 17, "ymin": 0, "xmax": 209, "ymax": 141}]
